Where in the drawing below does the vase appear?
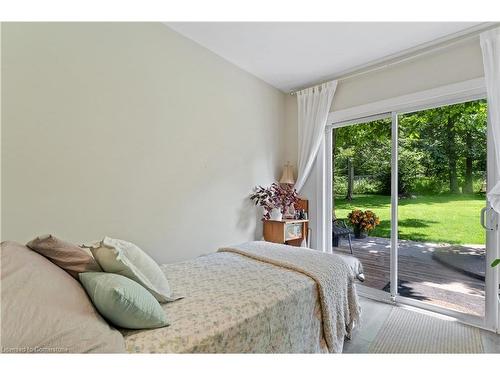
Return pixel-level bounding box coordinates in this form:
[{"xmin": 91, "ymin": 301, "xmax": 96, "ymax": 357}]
[
  {"xmin": 269, "ymin": 208, "xmax": 283, "ymax": 221},
  {"xmin": 354, "ymin": 226, "xmax": 367, "ymax": 239}
]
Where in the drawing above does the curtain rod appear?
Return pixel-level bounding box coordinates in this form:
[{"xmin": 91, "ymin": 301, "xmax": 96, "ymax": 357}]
[{"xmin": 289, "ymin": 22, "xmax": 499, "ymax": 96}]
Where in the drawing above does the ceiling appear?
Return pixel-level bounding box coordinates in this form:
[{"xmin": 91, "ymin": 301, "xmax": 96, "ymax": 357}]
[{"xmin": 166, "ymin": 22, "xmax": 483, "ymax": 92}]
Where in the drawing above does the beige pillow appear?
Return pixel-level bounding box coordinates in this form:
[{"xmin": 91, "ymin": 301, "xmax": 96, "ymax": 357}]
[
  {"xmin": 26, "ymin": 234, "xmax": 101, "ymax": 278},
  {"xmin": 0, "ymin": 241, "xmax": 125, "ymax": 353}
]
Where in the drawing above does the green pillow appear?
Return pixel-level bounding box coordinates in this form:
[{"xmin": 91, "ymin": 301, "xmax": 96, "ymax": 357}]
[{"xmin": 79, "ymin": 272, "xmax": 169, "ymax": 329}]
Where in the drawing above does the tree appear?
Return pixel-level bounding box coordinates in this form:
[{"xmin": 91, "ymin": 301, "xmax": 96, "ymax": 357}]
[
  {"xmin": 332, "ymin": 99, "xmax": 487, "ymax": 198},
  {"xmin": 458, "ymin": 101, "xmax": 487, "ymax": 193},
  {"xmin": 399, "ymin": 99, "xmax": 487, "ymax": 194},
  {"xmin": 464, "ymin": 129, "xmax": 474, "ymax": 193},
  {"xmin": 346, "ymin": 158, "xmax": 354, "ymax": 201},
  {"xmin": 445, "ymin": 115, "xmax": 460, "ymax": 193},
  {"xmin": 333, "ymin": 118, "xmax": 392, "ymax": 199}
]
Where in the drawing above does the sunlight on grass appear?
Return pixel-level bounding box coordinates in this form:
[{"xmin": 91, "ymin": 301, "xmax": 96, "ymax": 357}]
[{"xmin": 334, "ymin": 193, "xmax": 486, "ymax": 245}]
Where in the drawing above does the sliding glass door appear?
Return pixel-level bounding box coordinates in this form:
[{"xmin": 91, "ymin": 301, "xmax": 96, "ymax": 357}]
[
  {"xmin": 396, "ymin": 100, "xmax": 487, "ymax": 318},
  {"xmin": 329, "ymin": 97, "xmax": 499, "ymax": 329},
  {"xmin": 331, "ymin": 115, "xmax": 393, "ymax": 296}
]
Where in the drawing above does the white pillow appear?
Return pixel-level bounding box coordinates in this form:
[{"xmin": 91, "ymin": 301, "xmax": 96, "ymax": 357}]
[{"xmin": 89, "ymin": 237, "xmax": 178, "ymax": 303}]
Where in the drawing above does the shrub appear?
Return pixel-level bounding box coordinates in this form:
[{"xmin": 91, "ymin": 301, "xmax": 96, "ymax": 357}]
[
  {"xmin": 412, "ymin": 177, "xmax": 449, "ymax": 194},
  {"xmin": 333, "ymin": 175, "xmax": 347, "ymax": 195},
  {"xmin": 354, "ymin": 178, "xmax": 382, "ymax": 194},
  {"xmin": 333, "ymin": 176, "xmax": 382, "ymax": 195},
  {"xmin": 379, "ymin": 145, "xmax": 425, "ymax": 196}
]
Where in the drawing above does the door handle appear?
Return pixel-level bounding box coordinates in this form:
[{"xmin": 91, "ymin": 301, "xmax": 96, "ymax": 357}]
[{"xmin": 481, "ymin": 207, "xmax": 496, "ymax": 231}]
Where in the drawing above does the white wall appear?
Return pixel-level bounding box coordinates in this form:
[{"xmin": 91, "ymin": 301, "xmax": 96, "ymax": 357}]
[
  {"xmin": 1, "ymin": 24, "xmax": 486, "ymax": 257},
  {"xmin": 284, "ymin": 37, "xmax": 485, "ymax": 249},
  {"xmin": 332, "ymin": 37, "xmax": 484, "ymax": 112},
  {"xmin": 1, "ymin": 23, "xmax": 286, "ymax": 263}
]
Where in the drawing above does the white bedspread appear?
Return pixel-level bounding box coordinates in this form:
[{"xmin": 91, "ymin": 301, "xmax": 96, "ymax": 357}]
[
  {"xmin": 122, "ymin": 251, "xmax": 326, "ymax": 353},
  {"xmin": 122, "ymin": 241, "xmax": 361, "ymax": 353}
]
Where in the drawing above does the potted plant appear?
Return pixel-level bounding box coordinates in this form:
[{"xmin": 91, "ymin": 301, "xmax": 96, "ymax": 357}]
[
  {"xmin": 347, "ymin": 209, "xmax": 380, "ymax": 239},
  {"xmin": 250, "ymin": 183, "xmax": 299, "ymax": 221}
]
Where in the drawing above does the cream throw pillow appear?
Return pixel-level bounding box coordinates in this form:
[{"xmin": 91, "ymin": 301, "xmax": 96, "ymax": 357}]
[{"xmin": 89, "ymin": 237, "xmax": 177, "ymax": 303}]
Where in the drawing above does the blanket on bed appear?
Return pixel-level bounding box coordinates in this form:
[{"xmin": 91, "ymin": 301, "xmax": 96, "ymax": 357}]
[
  {"xmin": 218, "ymin": 241, "xmax": 361, "ymax": 353},
  {"xmin": 122, "ymin": 251, "xmax": 326, "ymax": 353}
]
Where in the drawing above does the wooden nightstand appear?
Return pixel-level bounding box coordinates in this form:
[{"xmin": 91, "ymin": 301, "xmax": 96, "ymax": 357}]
[{"xmin": 263, "ymin": 219, "xmax": 309, "ymax": 247}]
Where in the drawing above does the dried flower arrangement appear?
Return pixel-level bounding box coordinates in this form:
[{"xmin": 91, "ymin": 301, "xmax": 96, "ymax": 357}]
[{"xmin": 250, "ymin": 183, "xmax": 299, "ymax": 220}]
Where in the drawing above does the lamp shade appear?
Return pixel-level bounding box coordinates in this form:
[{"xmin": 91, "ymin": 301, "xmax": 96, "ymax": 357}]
[{"xmin": 279, "ymin": 163, "xmax": 295, "ymax": 185}]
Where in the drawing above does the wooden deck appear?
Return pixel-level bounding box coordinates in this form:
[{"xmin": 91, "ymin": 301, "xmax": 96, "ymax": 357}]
[{"xmin": 333, "ymin": 236, "xmax": 485, "ymax": 316}]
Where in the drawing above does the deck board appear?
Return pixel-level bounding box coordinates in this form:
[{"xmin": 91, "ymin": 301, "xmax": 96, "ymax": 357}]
[{"xmin": 333, "ymin": 237, "xmax": 485, "ymax": 316}]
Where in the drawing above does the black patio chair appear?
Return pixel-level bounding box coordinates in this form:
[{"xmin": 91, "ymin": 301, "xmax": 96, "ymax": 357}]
[{"xmin": 332, "ymin": 219, "xmax": 354, "ymax": 255}]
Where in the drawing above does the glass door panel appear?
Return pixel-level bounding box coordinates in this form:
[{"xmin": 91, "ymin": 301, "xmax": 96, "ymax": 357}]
[
  {"xmin": 396, "ymin": 99, "xmax": 488, "ymax": 317},
  {"xmin": 331, "ymin": 117, "xmax": 393, "ymax": 293}
]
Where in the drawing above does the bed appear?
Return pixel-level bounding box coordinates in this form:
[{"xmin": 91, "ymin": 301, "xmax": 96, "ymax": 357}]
[
  {"xmin": 1, "ymin": 240, "xmax": 362, "ymax": 354},
  {"xmin": 123, "ymin": 242, "xmax": 362, "ymax": 353}
]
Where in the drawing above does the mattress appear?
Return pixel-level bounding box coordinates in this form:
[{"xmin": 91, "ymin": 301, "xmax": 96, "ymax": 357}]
[{"xmin": 121, "ymin": 251, "xmax": 327, "ymax": 353}]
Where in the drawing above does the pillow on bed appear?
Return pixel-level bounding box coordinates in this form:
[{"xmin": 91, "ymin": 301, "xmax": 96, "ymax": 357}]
[
  {"xmin": 89, "ymin": 237, "xmax": 178, "ymax": 303},
  {"xmin": 26, "ymin": 234, "xmax": 102, "ymax": 278},
  {"xmin": 79, "ymin": 272, "xmax": 169, "ymax": 329},
  {"xmin": 0, "ymin": 241, "xmax": 125, "ymax": 353}
]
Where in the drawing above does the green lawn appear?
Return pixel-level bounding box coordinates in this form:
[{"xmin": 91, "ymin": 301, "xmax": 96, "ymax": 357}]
[{"xmin": 334, "ymin": 194, "xmax": 486, "ymax": 245}]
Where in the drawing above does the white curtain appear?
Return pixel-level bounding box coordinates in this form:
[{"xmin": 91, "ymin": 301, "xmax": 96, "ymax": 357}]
[
  {"xmin": 295, "ymin": 81, "xmax": 338, "ymax": 192},
  {"xmin": 481, "ymin": 28, "xmax": 500, "ymax": 213}
]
